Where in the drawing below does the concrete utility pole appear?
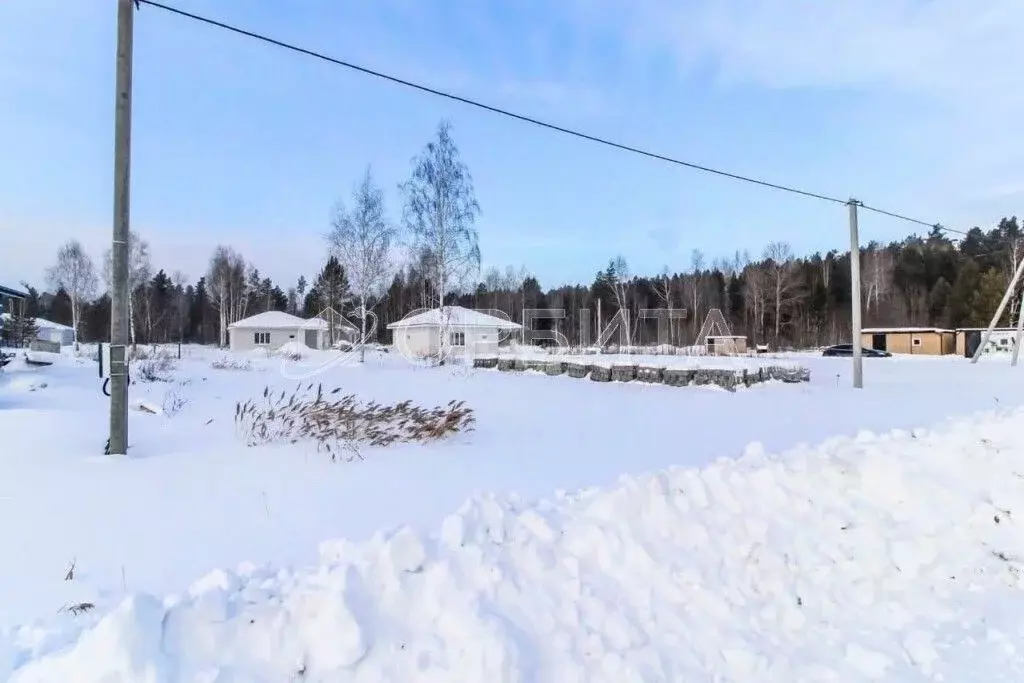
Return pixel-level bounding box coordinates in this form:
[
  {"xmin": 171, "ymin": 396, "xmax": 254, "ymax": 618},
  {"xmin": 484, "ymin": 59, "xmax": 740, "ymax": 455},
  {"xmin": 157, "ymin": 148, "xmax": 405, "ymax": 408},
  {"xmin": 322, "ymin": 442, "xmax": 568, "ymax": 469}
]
[
  {"xmin": 109, "ymin": 0, "xmax": 135, "ymax": 455},
  {"xmin": 848, "ymin": 198, "xmax": 863, "ymax": 389},
  {"xmin": 972, "ymin": 256, "xmax": 1024, "ymax": 364},
  {"xmin": 1012, "ymin": 290, "xmax": 1024, "ymax": 367}
]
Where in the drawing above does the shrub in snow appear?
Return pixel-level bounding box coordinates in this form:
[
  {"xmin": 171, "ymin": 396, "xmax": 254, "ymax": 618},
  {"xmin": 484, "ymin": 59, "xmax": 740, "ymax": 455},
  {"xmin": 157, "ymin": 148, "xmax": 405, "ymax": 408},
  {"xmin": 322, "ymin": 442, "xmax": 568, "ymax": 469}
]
[
  {"xmin": 271, "ymin": 341, "xmax": 307, "ymax": 362},
  {"xmin": 234, "ymin": 383, "xmax": 475, "ymax": 460},
  {"xmin": 162, "ymin": 389, "xmax": 187, "ymax": 417},
  {"xmin": 127, "ymin": 346, "xmax": 152, "ymax": 361},
  {"xmin": 128, "ymin": 346, "xmax": 177, "ymax": 383},
  {"xmin": 210, "ymin": 355, "xmax": 253, "ymax": 371},
  {"xmin": 135, "ymin": 356, "xmax": 176, "ymax": 383}
]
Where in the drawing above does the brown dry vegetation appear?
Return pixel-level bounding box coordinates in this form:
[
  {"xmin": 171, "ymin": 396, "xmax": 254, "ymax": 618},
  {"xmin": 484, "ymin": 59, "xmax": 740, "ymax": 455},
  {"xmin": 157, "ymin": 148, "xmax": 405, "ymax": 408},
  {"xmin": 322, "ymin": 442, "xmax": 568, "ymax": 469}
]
[{"xmin": 235, "ymin": 383, "xmax": 475, "ymax": 461}]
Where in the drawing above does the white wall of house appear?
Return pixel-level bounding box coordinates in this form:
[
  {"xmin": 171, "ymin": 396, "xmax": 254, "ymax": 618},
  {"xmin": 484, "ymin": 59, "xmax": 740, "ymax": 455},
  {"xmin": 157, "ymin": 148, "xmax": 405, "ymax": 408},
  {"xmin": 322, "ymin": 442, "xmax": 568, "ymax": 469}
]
[
  {"xmin": 395, "ymin": 326, "xmax": 437, "ymax": 357},
  {"xmin": 36, "ymin": 326, "xmax": 75, "ymax": 346},
  {"xmin": 459, "ymin": 327, "xmax": 500, "ymax": 355},
  {"xmin": 394, "ymin": 325, "xmax": 502, "ymax": 357},
  {"xmin": 229, "ymin": 327, "xmax": 304, "ymax": 352}
]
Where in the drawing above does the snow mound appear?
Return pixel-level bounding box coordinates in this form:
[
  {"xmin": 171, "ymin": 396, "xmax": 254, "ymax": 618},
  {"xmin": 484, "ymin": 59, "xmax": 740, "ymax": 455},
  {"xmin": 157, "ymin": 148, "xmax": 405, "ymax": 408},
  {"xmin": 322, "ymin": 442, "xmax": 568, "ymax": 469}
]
[
  {"xmin": 7, "ymin": 410, "xmax": 1024, "ymax": 681},
  {"xmin": 273, "ymin": 341, "xmax": 310, "ymax": 358}
]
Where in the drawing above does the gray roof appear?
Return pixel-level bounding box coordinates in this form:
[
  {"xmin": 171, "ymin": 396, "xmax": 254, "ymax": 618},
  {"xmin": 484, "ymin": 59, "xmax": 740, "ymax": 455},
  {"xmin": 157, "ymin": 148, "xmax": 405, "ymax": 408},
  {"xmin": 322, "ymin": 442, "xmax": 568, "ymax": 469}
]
[{"xmin": 0, "ymin": 282, "xmax": 28, "ymax": 299}]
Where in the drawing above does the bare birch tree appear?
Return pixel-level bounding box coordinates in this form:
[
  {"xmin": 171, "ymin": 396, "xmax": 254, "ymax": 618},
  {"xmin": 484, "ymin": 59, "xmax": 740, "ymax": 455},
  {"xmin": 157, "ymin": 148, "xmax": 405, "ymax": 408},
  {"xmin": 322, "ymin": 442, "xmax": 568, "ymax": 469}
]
[
  {"xmin": 763, "ymin": 241, "xmax": 802, "ymax": 340},
  {"xmin": 862, "ymin": 244, "xmax": 894, "ymax": 314},
  {"xmin": 172, "ymin": 270, "xmax": 189, "ymax": 343},
  {"xmin": 328, "ymin": 166, "xmax": 395, "ymax": 362},
  {"xmin": 606, "ymin": 255, "xmax": 632, "ymax": 347},
  {"xmin": 207, "ymin": 246, "xmax": 247, "ymax": 347},
  {"xmin": 686, "ymin": 249, "xmax": 705, "ymax": 339},
  {"xmin": 401, "ymin": 121, "xmax": 481, "ymax": 360},
  {"xmin": 483, "ymin": 266, "xmax": 502, "ymax": 310},
  {"xmin": 46, "ymin": 240, "xmax": 97, "ymax": 347},
  {"xmin": 103, "ymin": 230, "xmax": 151, "ymax": 346},
  {"xmin": 743, "ymin": 263, "xmax": 769, "ymax": 343},
  {"xmin": 654, "ymin": 266, "xmax": 677, "ymax": 346},
  {"xmin": 502, "ymin": 265, "xmax": 529, "ymax": 322}
]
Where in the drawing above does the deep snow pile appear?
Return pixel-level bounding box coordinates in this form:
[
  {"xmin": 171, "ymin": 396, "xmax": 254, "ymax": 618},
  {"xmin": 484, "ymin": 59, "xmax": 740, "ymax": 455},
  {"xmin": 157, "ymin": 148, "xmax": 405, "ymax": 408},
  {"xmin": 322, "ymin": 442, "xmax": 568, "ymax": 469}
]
[{"xmin": 6, "ymin": 409, "xmax": 1024, "ymax": 682}]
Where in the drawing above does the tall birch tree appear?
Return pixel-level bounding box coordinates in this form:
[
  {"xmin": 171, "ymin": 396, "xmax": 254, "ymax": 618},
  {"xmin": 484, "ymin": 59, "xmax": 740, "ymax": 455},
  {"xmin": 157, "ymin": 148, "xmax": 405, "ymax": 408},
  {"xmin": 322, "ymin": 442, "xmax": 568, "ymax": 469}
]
[
  {"xmin": 400, "ymin": 121, "xmax": 481, "ymax": 361},
  {"xmin": 46, "ymin": 240, "xmax": 97, "ymax": 347},
  {"xmin": 328, "ymin": 166, "xmax": 395, "ymax": 362}
]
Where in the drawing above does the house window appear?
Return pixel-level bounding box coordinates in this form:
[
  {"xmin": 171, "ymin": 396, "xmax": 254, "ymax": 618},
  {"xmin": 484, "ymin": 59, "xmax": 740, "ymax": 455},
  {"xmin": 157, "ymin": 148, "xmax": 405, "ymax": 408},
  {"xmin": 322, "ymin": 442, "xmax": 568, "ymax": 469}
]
[
  {"xmin": 254, "ymin": 332, "xmax": 271, "ymax": 345},
  {"xmin": 912, "ymin": 338, "xmax": 922, "ymax": 347},
  {"xmin": 450, "ymin": 331, "xmax": 465, "ymax": 347}
]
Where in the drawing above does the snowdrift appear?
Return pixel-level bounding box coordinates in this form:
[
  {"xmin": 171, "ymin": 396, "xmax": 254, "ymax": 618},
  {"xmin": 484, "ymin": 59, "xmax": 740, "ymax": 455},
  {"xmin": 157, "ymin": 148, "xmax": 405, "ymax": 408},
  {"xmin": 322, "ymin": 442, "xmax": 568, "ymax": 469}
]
[{"xmin": 6, "ymin": 409, "xmax": 1024, "ymax": 682}]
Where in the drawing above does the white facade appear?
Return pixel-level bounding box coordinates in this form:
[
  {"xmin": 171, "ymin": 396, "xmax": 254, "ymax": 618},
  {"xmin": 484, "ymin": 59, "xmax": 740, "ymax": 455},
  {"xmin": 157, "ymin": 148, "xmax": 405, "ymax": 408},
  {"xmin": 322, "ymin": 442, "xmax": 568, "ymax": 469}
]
[
  {"xmin": 387, "ymin": 306, "xmax": 522, "ymax": 359},
  {"xmin": 35, "ymin": 319, "xmax": 75, "ymax": 346},
  {"xmin": 227, "ymin": 311, "xmax": 351, "ymax": 352}
]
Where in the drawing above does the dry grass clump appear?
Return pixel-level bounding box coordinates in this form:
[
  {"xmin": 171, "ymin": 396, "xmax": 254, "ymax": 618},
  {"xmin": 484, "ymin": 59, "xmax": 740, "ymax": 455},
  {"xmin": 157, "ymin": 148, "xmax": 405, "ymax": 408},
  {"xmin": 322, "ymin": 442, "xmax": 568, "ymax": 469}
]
[
  {"xmin": 211, "ymin": 355, "xmax": 254, "ymax": 371},
  {"xmin": 135, "ymin": 355, "xmax": 176, "ymax": 382},
  {"xmin": 235, "ymin": 383, "xmax": 475, "ymax": 460}
]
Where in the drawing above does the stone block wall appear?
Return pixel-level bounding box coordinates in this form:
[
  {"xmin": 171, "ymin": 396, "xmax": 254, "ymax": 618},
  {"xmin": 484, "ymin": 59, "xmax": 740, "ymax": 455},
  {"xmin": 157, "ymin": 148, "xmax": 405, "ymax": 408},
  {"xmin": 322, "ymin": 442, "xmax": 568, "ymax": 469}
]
[{"xmin": 472, "ymin": 357, "xmax": 810, "ymax": 391}]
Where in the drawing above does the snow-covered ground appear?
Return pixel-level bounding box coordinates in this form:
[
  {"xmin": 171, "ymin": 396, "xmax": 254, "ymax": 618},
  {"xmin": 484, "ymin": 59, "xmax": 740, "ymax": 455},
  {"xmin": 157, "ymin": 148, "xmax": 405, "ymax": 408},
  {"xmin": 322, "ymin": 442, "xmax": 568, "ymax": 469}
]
[{"xmin": 2, "ymin": 345, "xmax": 1024, "ymax": 680}]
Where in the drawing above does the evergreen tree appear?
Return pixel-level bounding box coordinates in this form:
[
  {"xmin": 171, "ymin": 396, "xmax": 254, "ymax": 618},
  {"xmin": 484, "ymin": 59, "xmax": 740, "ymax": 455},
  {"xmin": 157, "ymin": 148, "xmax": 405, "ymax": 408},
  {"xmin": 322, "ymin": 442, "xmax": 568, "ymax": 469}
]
[
  {"xmin": 313, "ymin": 256, "xmax": 351, "ymax": 345},
  {"xmin": 82, "ymin": 295, "xmax": 111, "ymax": 343},
  {"xmin": 928, "ymin": 277, "xmax": 953, "ymax": 324},
  {"xmin": 947, "ymin": 260, "xmax": 981, "ymax": 328},
  {"xmin": 1, "ymin": 305, "xmax": 37, "ymax": 347},
  {"xmin": 48, "ymin": 288, "xmax": 73, "ymax": 327},
  {"xmin": 190, "ymin": 277, "xmax": 210, "ymax": 343},
  {"xmin": 969, "ymin": 269, "xmax": 1010, "ymax": 327}
]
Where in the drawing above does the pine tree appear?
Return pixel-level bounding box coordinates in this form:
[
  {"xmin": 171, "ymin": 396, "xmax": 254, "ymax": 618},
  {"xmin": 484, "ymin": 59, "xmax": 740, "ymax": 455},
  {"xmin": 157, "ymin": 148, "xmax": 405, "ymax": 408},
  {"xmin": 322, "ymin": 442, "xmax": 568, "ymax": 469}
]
[
  {"xmin": 2, "ymin": 305, "xmax": 38, "ymax": 347},
  {"xmin": 313, "ymin": 256, "xmax": 351, "ymax": 346},
  {"xmin": 968, "ymin": 269, "xmax": 1010, "ymax": 327}
]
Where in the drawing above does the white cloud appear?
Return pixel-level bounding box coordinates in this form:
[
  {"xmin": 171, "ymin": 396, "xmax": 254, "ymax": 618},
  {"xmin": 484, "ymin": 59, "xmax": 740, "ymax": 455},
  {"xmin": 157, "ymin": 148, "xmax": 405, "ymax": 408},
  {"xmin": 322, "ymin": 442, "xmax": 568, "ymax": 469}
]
[{"xmin": 562, "ymin": 0, "xmax": 1024, "ymax": 223}]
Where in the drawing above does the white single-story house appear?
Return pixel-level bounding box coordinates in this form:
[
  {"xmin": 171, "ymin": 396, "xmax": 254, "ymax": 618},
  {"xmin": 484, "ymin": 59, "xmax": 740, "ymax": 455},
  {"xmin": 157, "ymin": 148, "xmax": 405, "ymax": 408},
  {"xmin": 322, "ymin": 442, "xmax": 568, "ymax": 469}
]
[
  {"xmin": 34, "ymin": 318, "xmax": 75, "ymax": 346},
  {"xmin": 387, "ymin": 306, "xmax": 522, "ymax": 358},
  {"xmin": 227, "ymin": 311, "xmax": 357, "ymax": 352}
]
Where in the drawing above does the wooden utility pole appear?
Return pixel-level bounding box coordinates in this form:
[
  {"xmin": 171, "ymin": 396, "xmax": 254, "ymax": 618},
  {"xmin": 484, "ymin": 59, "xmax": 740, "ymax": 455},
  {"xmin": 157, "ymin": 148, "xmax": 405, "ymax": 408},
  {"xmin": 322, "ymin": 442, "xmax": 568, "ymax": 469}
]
[
  {"xmin": 109, "ymin": 0, "xmax": 135, "ymax": 455},
  {"xmin": 848, "ymin": 199, "xmax": 863, "ymax": 388}
]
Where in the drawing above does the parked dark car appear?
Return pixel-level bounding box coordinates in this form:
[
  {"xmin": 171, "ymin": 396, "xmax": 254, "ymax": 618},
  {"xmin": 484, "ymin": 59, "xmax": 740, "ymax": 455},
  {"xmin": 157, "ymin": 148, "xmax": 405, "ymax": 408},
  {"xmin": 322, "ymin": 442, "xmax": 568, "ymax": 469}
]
[{"xmin": 822, "ymin": 344, "xmax": 891, "ymax": 358}]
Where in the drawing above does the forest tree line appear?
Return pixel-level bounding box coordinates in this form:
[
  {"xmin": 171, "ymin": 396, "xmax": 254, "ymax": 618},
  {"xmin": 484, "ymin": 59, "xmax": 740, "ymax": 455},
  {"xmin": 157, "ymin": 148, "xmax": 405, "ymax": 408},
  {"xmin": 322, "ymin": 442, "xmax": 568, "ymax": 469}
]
[
  {"xmin": 6, "ymin": 120, "xmax": 1022, "ymax": 350},
  {"xmin": 10, "ymin": 217, "xmax": 1020, "ymax": 350}
]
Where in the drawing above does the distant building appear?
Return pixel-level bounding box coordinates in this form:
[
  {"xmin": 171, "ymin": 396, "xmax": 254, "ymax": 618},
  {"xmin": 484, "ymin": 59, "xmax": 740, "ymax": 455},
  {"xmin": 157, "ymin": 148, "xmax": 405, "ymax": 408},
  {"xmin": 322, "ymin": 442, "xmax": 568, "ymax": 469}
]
[
  {"xmin": 861, "ymin": 327, "xmax": 955, "ymax": 355},
  {"xmin": 704, "ymin": 335, "xmax": 748, "ymax": 355},
  {"xmin": 387, "ymin": 306, "xmax": 522, "ymax": 358},
  {"xmin": 0, "ymin": 282, "xmax": 26, "ymax": 318},
  {"xmin": 227, "ymin": 311, "xmax": 355, "ymax": 352},
  {"xmin": 34, "ymin": 318, "xmax": 75, "ymax": 346},
  {"xmin": 954, "ymin": 327, "xmax": 1020, "ymax": 358}
]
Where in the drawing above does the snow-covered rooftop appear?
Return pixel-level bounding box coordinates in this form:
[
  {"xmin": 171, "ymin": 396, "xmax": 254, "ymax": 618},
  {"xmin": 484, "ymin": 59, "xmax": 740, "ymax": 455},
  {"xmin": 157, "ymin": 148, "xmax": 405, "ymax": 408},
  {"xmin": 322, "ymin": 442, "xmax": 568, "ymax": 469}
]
[
  {"xmin": 861, "ymin": 327, "xmax": 953, "ymax": 334},
  {"xmin": 0, "ymin": 282, "xmax": 27, "ymax": 299},
  {"xmin": 34, "ymin": 318, "xmax": 72, "ymax": 331},
  {"xmin": 228, "ymin": 311, "xmax": 330, "ymax": 330},
  {"xmin": 387, "ymin": 305, "xmax": 522, "ymax": 330}
]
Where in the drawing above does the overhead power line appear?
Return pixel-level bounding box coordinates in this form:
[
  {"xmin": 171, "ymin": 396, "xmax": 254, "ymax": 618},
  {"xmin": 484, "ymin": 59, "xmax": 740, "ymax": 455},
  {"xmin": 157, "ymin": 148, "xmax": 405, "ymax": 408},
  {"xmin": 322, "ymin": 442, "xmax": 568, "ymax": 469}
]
[
  {"xmin": 138, "ymin": 0, "xmax": 959, "ymax": 236},
  {"xmin": 859, "ymin": 203, "xmax": 940, "ymax": 231}
]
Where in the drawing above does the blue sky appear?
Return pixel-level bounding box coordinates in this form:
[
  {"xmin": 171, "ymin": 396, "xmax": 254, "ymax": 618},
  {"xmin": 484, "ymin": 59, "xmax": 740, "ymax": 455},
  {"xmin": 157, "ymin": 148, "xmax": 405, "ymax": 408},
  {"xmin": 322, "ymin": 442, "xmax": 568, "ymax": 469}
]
[{"xmin": 2, "ymin": 0, "xmax": 1022, "ymax": 293}]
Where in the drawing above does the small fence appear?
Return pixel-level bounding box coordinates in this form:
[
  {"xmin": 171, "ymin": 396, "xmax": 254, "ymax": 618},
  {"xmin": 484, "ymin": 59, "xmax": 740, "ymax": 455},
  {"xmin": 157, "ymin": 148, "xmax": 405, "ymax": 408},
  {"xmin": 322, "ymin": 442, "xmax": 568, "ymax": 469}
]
[{"xmin": 472, "ymin": 357, "xmax": 810, "ymax": 391}]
